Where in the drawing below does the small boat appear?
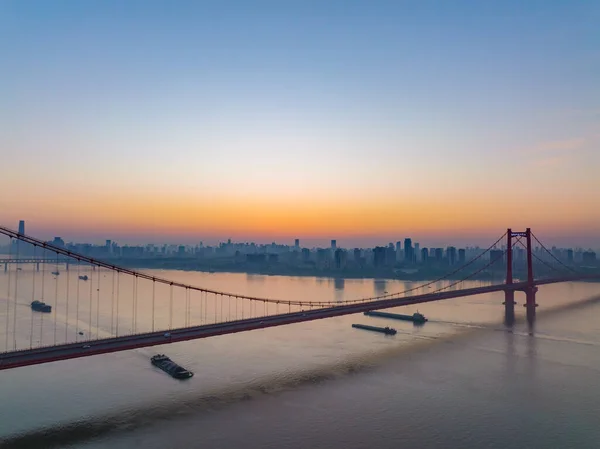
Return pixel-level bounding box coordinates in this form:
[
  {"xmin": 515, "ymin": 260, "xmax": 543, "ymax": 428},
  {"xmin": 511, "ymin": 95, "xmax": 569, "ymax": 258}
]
[
  {"xmin": 31, "ymin": 300, "xmax": 52, "ymax": 313},
  {"xmin": 352, "ymin": 323, "xmax": 397, "ymax": 335},
  {"xmin": 151, "ymin": 354, "xmax": 194, "ymax": 379},
  {"xmin": 79, "ymin": 275, "xmax": 89, "ymax": 281},
  {"xmin": 51, "ymin": 271, "xmax": 60, "ymax": 276}
]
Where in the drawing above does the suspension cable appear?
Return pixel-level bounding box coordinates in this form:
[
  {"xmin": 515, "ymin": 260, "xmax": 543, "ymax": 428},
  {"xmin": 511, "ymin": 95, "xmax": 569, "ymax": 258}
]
[
  {"xmin": 0, "ymin": 225, "xmax": 508, "ymax": 307},
  {"xmin": 531, "ymin": 233, "xmax": 579, "ymax": 274},
  {"xmin": 516, "ymin": 239, "xmax": 567, "ymax": 275}
]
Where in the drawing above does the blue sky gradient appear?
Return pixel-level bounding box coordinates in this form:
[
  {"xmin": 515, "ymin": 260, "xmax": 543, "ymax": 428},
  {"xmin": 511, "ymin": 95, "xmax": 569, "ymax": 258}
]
[{"xmin": 1, "ymin": 0, "xmax": 599, "ymax": 247}]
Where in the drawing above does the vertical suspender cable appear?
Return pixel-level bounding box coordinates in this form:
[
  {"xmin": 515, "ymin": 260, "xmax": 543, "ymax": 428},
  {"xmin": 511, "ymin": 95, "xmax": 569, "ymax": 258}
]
[
  {"xmin": 30, "ymin": 245, "xmax": 37, "ymax": 348},
  {"xmin": 111, "ymin": 270, "xmax": 115, "ymax": 335},
  {"xmin": 75, "ymin": 259, "xmax": 80, "ymax": 340},
  {"xmin": 115, "ymin": 270, "xmax": 120, "ymax": 336},
  {"xmin": 5, "ymin": 238, "xmax": 12, "ymax": 351},
  {"xmin": 12, "ymin": 237, "xmax": 21, "ymax": 350},
  {"xmin": 53, "ymin": 251, "xmax": 59, "ymax": 345},
  {"xmin": 65, "ymin": 252, "xmax": 70, "ymax": 343},
  {"xmin": 95, "ymin": 267, "xmax": 100, "ymax": 339},
  {"xmin": 151, "ymin": 280, "xmax": 155, "ymax": 332},
  {"xmin": 88, "ymin": 263, "xmax": 93, "ymax": 336},
  {"xmin": 169, "ymin": 283, "xmax": 173, "ymax": 329},
  {"xmin": 131, "ymin": 275, "xmax": 136, "ymax": 333},
  {"xmin": 40, "ymin": 247, "xmax": 47, "ymax": 345}
]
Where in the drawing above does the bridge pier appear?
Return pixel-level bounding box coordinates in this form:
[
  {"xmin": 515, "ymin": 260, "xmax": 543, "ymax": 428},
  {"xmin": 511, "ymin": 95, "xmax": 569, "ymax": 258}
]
[
  {"xmin": 524, "ymin": 286, "xmax": 538, "ymax": 325},
  {"xmin": 36, "ymin": 262, "xmax": 40, "ymax": 272},
  {"xmin": 4, "ymin": 263, "xmax": 6, "ymax": 272},
  {"xmin": 503, "ymin": 290, "xmax": 516, "ymax": 326},
  {"xmin": 66, "ymin": 262, "xmax": 69, "ymax": 271}
]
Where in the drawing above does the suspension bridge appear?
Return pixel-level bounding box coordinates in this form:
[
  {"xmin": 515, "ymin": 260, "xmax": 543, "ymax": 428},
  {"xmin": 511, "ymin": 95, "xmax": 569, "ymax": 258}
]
[{"xmin": 0, "ymin": 226, "xmax": 598, "ymax": 371}]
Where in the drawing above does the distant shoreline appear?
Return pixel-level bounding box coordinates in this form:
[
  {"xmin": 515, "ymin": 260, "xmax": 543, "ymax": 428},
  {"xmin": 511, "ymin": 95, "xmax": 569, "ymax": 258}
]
[{"xmin": 110, "ymin": 258, "xmax": 520, "ymax": 283}]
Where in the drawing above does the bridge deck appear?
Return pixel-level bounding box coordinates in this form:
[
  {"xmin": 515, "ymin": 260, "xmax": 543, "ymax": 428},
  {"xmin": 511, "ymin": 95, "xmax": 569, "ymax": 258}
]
[{"xmin": 2, "ymin": 278, "xmax": 592, "ymax": 371}]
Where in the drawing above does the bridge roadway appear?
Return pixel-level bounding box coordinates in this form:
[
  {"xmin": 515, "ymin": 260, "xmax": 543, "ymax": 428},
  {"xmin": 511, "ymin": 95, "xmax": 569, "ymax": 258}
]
[
  {"xmin": 3, "ymin": 277, "xmax": 594, "ymax": 371},
  {"xmin": 0, "ymin": 259, "xmax": 71, "ymax": 263}
]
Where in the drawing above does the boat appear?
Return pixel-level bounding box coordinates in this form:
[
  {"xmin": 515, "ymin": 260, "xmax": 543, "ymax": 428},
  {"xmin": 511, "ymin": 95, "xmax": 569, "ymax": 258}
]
[
  {"xmin": 151, "ymin": 354, "xmax": 194, "ymax": 379},
  {"xmin": 79, "ymin": 275, "xmax": 89, "ymax": 281},
  {"xmin": 352, "ymin": 323, "xmax": 397, "ymax": 335},
  {"xmin": 51, "ymin": 271, "xmax": 60, "ymax": 276},
  {"xmin": 364, "ymin": 310, "xmax": 428, "ymax": 324},
  {"xmin": 31, "ymin": 300, "xmax": 52, "ymax": 313}
]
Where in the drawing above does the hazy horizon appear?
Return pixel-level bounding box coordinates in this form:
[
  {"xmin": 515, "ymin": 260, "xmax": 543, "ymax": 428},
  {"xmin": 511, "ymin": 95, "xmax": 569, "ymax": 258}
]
[{"xmin": 2, "ymin": 220, "xmax": 599, "ymax": 251}]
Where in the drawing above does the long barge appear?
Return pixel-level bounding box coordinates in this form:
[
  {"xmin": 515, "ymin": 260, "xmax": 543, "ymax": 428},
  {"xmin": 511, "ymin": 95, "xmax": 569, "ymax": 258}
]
[
  {"xmin": 364, "ymin": 310, "xmax": 428, "ymax": 323},
  {"xmin": 151, "ymin": 354, "xmax": 194, "ymax": 379},
  {"xmin": 352, "ymin": 323, "xmax": 397, "ymax": 335}
]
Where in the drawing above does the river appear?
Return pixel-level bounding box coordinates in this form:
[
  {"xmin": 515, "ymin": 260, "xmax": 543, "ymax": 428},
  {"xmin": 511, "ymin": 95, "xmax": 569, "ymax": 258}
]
[{"xmin": 1, "ymin": 269, "xmax": 600, "ymax": 448}]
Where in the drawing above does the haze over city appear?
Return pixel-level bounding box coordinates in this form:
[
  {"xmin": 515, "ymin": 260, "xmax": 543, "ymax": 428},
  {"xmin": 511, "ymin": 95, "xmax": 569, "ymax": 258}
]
[{"xmin": 2, "ymin": 1, "xmax": 599, "ymax": 247}]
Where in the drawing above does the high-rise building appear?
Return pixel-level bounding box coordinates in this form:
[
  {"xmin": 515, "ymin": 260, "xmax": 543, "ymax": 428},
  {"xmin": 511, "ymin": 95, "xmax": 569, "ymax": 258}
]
[
  {"xmin": 421, "ymin": 248, "xmax": 429, "ymax": 264},
  {"xmin": 334, "ymin": 248, "xmax": 346, "ymax": 269},
  {"xmin": 404, "ymin": 238, "xmax": 413, "ymax": 263},
  {"xmin": 294, "ymin": 239, "xmax": 300, "ymax": 249},
  {"xmin": 354, "ymin": 248, "xmax": 362, "ymax": 264},
  {"xmin": 414, "ymin": 243, "xmax": 420, "ymax": 262},
  {"xmin": 447, "ymin": 247, "xmax": 457, "ymax": 265},
  {"xmin": 331, "ymin": 240, "xmax": 337, "ymax": 250},
  {"xmin": 18, "ymin": 220, "xmax": 25, "ymax": 235},
  {"xmin": 567, "ymin": 249, "xmax": 574, "ymax": 263},
  {"xmin": 458, "ymin": 248, "xmax": 466, "ymax": 264},
  {"xmin": 373, "ymin": 247, "xmax": 386, "ymax": 268}
]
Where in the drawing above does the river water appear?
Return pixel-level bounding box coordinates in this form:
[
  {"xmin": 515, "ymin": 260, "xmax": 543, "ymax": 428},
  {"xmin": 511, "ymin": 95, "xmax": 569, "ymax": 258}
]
[{"xmin": 1, "ymin": 269, "xmax": 600, "ymax": 448}]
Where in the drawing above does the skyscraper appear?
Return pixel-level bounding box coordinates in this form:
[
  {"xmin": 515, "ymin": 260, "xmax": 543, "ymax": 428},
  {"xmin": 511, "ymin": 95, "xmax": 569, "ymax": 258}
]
[
  {"xmin": 404, "ymin": 238, "xmax": 413, "ymax": 263},
  {"xmin": 18, "ymin": 220, "xmax": 25, "ymax": 235},
  {"xmin": 294, "ymin": 239, "xmax": 300, "ymax": 249},
  {"xmin": 331, "ymin": 240, "xmax": 337, "ymax": 250}
]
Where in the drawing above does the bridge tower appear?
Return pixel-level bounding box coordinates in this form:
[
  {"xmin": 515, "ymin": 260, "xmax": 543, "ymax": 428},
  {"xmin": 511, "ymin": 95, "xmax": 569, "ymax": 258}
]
[
  {"xmin": 503, "ymin": 229, "xmax": 516, "ymax": 325},
  {"xmin": 504, "ymin": 228, "xmax": 537, "ymax": 325},
  {"xmin": 524, "ymin": 228, "xmax": 538, "ymax": 324}
]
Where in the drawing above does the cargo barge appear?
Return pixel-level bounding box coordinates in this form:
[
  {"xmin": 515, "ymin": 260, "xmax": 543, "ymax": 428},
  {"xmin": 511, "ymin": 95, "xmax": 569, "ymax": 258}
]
[
  {"xmin": 352, "ymin": 323, "xmax": 397, "ymax": 335},
  {"xmin": 364, "ymin": 310, "xmax": 428, "ymax": 323},
  {"xmin": 31, "ymin": 300, "xmax": 52, "ymax": 313},
  {"xmin": 151, "ymin": 354, "xmax": 194, "ymax": 379}
]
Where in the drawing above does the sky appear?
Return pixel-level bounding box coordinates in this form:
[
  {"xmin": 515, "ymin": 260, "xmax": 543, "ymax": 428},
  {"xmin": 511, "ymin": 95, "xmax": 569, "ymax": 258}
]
[{"xmin": 1, "ymin": 0, "xmax": 599, "ymax": 248}]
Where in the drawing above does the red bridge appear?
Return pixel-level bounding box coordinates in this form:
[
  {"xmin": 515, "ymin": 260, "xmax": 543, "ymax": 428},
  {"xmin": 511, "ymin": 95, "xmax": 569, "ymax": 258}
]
[{"xmin": 0, "ymin": 226, "xmax": 598, "ymax": 370}]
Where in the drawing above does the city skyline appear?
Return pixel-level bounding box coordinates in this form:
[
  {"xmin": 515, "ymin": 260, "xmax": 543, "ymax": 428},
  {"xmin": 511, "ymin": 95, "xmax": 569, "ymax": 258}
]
[
  {"xmin": 3, "ymin": 220, "xmax": 599, "ymax": 253},
  {"xmin": 2, "ymin": 1, "xmax": 599, "ymax": 247}
]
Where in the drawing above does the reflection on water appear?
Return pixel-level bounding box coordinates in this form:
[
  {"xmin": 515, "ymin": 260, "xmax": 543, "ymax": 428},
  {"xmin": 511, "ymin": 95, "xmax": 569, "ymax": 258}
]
[
  {"xmin": 0, "ymin": 270, "xmax": 599, "ymax": 448},
  {"xmin": 373, "ymin": 278, "xmax": 387, "ymax": 295}
]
